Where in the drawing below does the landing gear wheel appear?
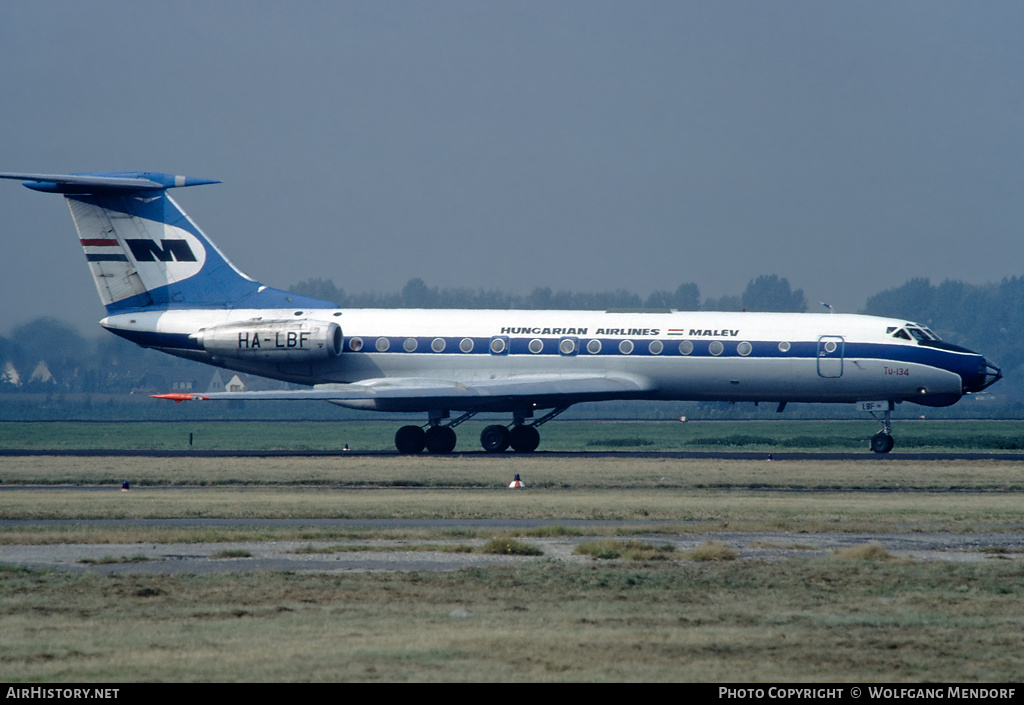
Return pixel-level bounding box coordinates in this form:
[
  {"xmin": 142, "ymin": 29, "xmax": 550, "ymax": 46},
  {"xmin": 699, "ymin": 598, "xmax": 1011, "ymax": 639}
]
[
  {"xmin": 425, "ymin": 425, "xmax": 458, "ymax": 454},
  {"xmin": 395, "ymin": 425, "xmax": 426, "ymax": 454},
  {"xmin": 870, "ymin": 432, "xmax": 895, "ymax": 454},
  {"xmin": 480, "ymin": 425, "xmax": 511, "ymax": 453},
  {"xmin": 509, "ymin": 424, "xmax": 540, "ymax": 453}
]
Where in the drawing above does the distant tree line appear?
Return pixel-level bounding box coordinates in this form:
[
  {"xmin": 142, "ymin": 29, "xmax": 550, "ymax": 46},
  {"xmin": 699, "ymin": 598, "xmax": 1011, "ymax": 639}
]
[
  {"xmin": 289, "ymin": 274, "xmax": 808, "ymax": 313},
  {"xmin": 0, "ymin": 317, "xmax": 195, "ymax": 394}
]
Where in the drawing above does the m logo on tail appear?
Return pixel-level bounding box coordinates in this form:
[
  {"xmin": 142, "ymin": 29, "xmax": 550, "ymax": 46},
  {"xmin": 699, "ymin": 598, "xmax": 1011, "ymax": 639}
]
[
  {"xmin": 126, "ymin": 239, "xmax": 198, "ymax": 263},
  {"xmin": 0, "ymin": 170, "xmax": 334, "ymax": 312}
]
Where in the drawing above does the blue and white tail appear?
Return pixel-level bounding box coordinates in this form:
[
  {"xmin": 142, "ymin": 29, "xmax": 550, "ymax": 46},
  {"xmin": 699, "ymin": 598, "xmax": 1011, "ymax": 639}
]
[{"xmin": 0, "ymin": 171, "xmax": 334, "ymax": 313}]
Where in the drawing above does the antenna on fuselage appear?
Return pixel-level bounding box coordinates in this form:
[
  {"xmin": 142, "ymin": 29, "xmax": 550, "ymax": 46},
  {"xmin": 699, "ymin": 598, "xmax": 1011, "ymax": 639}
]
[{"xmin": 820, "ymin": 302, "xmax": 835, "ymax": 314}]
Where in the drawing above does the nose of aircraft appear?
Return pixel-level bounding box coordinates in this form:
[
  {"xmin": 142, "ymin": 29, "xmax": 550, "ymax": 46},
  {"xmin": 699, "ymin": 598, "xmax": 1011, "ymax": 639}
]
[
  {"xmin": 921, "ymin": 339, "xmax": 1002, "ymax": 395},
  {"xmin": 964, "ymin": 356, "xmax": 1002, "ymax": 394}
]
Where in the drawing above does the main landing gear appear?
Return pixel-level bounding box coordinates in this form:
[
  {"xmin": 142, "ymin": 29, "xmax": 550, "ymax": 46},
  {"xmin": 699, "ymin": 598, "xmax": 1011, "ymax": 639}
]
[
  {"xmin": 394, "ymin": 406, "xmax": 570, "ymax": 454},
  {"xmin": 394, "ymin": 410, "xmax": 473, "ymax": 454},
  {"xmin": 867, "ymin": 401, "xmax": 896, "ymax": 454},
  {"xmin": 479, "ymin": 423, "xmax": 540, "ymax": 453}
]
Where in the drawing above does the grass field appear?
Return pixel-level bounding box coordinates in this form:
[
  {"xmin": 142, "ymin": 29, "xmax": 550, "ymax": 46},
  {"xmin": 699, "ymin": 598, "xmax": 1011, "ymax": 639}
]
[
  {"xmin": 2, "ymin": 423, "xmax": 1024, "ymax": 682},
  {"xmin": 3, "ymin": 419, "xmax": 1024, "ymax": 452},
  {"xmin": 3, "ymin": 457, "xmax": 1024, "ymax": 537},
  {"xmin": 3, "ymin": 559, "xmax": 1023, "ymax": 682}
]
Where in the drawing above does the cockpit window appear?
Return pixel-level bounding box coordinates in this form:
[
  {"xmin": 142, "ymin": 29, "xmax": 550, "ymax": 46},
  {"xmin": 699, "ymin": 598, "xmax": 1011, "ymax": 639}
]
[
  {"xmin": 892, "ymin": 326, "xmax": 940, "ymax": 343},
  {"xmin": 906, "ymin": 326, "xmax": 938, "ymax": 342}
]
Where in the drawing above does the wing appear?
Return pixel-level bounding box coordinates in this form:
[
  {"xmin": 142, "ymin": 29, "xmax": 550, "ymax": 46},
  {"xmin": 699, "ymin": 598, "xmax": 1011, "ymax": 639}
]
[{"xmin": 154, "ymin": 373, "xmax": 655, "ymax": 412}]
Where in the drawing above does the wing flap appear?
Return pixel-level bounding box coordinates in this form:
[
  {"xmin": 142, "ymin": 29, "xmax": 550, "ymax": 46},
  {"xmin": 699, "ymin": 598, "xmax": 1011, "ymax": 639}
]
[{"xmin": 154, "ymin": 374, "xmax": 654, "ymax": 411}]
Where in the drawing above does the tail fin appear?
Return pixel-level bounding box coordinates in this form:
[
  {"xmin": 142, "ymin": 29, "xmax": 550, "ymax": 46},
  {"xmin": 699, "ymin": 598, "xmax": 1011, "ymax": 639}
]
[{"xmin": 0, "ymin": 171, "xmax": 335, "ymax": 312}]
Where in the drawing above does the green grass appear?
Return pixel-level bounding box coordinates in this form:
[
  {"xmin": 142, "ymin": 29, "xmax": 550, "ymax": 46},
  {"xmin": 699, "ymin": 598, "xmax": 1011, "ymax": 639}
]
[
  {"xmin": 2, "ymin": 560, "xmax": 1023, "ymax": 682},
  {"xmin": 4, "ymin": 453, "xmax": 1024, "ymax": 492},
  {"xmin": 3, "ymin": 456, "xmax": 1024, "ymax": 539},
  {"xmin": 574, "ymin": 538, "xmax": 676, "ymax": 560},
  {"xmin": 832, "ymin": 542, "xmax": 898, "ymax": 562},
  {"xmin": 685, "ymin": 540, "xmax": 739, "ymax": 562},
  {"xmin": 480, "ymin": 537, "xmax": 544, "ymax": 556},
  {"xmin": 4, "ymin": 419, "xmax": 1024, "ymax": 453}
]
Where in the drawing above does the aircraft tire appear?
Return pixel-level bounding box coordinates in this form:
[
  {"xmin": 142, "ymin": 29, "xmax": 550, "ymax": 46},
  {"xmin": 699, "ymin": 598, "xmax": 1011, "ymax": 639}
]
[
  {"xmin": 395, "ymin": 425, "xmax": 426, "ymax": 454},
  {"xmin": 509, "ymin": 424, "xmax": 540, "ymax": 453},
  {"xmin": 480, "ymin": 425, "xmax": 511, "ymax": 453},
  {"xmin": 425, "ymin": 425, "xmax": 458, "ymax": 454},
  {"xmin": 870, "ymin": 432, "xmax": 895, "ymax": 454}
]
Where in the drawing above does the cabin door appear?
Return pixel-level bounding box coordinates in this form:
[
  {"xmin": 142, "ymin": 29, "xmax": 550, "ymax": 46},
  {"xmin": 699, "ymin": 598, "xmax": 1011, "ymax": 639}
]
[{"xmin": 817, "ymin": 336, "xmax": 844, "ymax": 378}]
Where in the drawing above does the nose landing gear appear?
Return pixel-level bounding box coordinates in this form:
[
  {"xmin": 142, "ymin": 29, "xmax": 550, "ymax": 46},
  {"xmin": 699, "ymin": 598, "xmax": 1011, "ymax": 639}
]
[
  {"xmin": 870, "ymin": 431, "xmax": 895, "ymax": 454},
  {"xmin": 864, "ymin": 401, "xmax": 895, "ymax": 454}
]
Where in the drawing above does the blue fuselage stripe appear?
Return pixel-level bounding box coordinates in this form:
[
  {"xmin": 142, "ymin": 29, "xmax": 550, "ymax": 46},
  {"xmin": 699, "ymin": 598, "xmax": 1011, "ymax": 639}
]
[
  {"xmin": 342, "ymin": 335, "xmax": 977, "ymax": 367},
  {"xmin": 114, "ymin": 329, "xmax": 979, "ymax": 380}
]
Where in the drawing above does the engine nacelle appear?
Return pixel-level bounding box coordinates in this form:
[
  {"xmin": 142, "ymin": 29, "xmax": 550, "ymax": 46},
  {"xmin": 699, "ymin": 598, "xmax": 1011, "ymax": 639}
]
[{"xmin": 194, "ymin": 320, "xmax": 343, "ymax": 361}]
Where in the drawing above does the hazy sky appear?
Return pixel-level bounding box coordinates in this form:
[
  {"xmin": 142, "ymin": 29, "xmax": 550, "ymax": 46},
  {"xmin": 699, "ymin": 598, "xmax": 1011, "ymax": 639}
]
[{"xmin": 1, "ymin": 1, "xmax": 1021, "ymax": 334}]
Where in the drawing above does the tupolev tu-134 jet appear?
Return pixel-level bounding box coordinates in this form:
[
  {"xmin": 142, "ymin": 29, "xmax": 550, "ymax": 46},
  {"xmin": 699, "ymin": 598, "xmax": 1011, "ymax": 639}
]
[{"xmin": 0, "ymin": 171, "xmax": 1002, "ymax": 454}]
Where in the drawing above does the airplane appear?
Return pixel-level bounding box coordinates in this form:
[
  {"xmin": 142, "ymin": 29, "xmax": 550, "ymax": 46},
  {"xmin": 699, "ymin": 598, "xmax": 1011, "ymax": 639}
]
[{"xmin": 0, "ymin": 170, "xmax": 1003, "ymax": 454}]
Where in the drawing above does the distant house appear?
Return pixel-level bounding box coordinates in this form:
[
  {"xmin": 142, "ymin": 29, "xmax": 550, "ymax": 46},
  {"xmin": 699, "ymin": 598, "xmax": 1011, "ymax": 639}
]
[
  {"xmin": 206, "ymin": 370, "xmax": 248, "ymax": 393},
  {"xmin": 226, "ymin": 374, "xmax": 246, "ymax": 392},
  {"xmin": 207, "ymin": 370, "xmax": 226, "ymax": 394},
  {"xmin": 1, "ymin": 361, "xmax": 20, "ymax": 386},
  {"xmin": 29, "ymin": 361, "xmax": 55, "ymax": 385}
]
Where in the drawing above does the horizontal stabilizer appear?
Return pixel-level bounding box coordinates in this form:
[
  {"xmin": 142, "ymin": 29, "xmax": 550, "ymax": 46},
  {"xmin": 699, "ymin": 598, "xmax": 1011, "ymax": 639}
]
[
  {"xmin": 151, "ymin": 393, "xmax": 212, "ymax": 403},
  {"xmin": 0, "ymin": 171, "xmax": 219, "ymax": 194}
]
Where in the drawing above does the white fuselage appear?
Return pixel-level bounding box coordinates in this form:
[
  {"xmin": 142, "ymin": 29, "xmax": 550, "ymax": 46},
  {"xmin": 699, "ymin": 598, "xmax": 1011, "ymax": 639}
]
[{"xmin": 102, "ymin": 307, "xmax": 976, "ymax": 412}]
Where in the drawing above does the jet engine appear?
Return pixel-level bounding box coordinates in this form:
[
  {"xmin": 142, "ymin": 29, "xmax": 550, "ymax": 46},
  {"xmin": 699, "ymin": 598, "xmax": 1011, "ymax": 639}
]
[{"xmin": 193, "ymin": 320, "xmax": 343, "ymax": 361}]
